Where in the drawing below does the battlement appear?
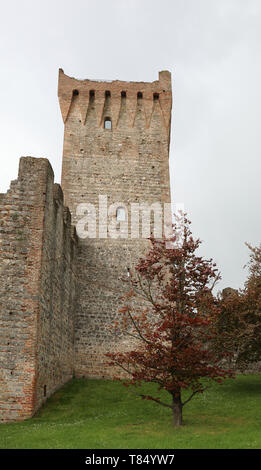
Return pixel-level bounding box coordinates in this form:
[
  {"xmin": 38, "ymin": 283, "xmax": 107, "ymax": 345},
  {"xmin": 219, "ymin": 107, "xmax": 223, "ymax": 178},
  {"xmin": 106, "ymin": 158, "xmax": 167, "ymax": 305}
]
[{"xmin": 58, "ymin": 69, "xmax": 172, "ymax": 131}]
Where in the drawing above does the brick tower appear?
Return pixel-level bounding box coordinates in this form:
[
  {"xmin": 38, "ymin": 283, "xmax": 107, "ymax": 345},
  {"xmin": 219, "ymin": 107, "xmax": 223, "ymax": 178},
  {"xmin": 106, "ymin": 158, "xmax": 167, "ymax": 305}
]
[{"xmin": 58, "ymin": 69, "xmax": 172, "ymax": 378}]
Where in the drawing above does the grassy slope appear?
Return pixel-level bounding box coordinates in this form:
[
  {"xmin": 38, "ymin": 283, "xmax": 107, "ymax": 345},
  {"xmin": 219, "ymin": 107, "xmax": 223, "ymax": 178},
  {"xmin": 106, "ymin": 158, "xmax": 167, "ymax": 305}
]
[{"xmin": 0, "ymin": 374, "xmax": 261, "ymax": 449}]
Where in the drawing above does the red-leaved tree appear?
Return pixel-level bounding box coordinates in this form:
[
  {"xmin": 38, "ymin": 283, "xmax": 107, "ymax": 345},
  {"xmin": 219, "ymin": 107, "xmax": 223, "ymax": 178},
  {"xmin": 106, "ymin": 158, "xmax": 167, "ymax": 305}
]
[{"xmin": 106, "ymin": 215, "xmax": 234, "ymax": 427}]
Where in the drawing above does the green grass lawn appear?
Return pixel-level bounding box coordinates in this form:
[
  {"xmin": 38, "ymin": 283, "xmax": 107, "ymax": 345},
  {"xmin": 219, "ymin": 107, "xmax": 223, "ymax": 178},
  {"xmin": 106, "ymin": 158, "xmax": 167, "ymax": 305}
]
[{"xmin": 0, "ymin": 374, "xmax": 261, "ymax": 449}]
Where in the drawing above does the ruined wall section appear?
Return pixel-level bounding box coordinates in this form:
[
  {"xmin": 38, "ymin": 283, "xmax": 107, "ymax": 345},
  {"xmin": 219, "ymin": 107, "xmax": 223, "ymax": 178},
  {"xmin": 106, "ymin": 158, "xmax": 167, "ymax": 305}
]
[
  {"xmin": 0, "ymin": 157, "xmax": 78, "ymax": 422},
  {"xmin": 58, "ymin": 70, "xmax": 172, "ymax": 378},
  {"xmin": 35, "ymin": 178, "xmax": 78, "ymax": 410}
]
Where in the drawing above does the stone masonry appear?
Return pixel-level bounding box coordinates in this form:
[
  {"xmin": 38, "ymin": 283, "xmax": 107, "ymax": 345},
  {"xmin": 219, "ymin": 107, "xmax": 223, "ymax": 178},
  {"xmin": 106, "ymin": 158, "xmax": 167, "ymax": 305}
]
[
  {"xmin": 0, "ymin": 69, "xmax": 172, "ymax": 421},
  {"xmin": 0, "ymin": 158, "xmax": 78, "ymax": 422}
]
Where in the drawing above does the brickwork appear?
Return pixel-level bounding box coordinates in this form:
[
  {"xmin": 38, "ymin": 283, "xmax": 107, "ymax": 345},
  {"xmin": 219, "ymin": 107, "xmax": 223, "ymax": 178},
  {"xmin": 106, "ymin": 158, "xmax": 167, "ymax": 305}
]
[
  {"xmin": 0, "ymin": 157, "xmax": 78, "ymax": 422},
  {"xmin": 58, "ymin": 70, "xmax": 172, "ymax": 378}
]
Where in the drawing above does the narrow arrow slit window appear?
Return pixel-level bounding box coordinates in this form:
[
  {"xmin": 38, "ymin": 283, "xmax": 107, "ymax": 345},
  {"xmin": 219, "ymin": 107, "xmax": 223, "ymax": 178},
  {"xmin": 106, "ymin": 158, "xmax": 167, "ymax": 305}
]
[{"xmin": 104, "ymin": 117, "xmax": 112, "ymax": 130}]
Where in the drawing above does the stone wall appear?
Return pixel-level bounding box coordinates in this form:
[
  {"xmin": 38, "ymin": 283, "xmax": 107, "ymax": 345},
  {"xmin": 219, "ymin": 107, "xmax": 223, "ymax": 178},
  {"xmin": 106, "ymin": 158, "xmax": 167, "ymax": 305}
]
[
  {"xmin": 0, "ymin": 157, "xmax": 78, "ymax": 422},
  {"xmin": 58, "ymin": 70, "xmax": 172, "ymax": 378}
]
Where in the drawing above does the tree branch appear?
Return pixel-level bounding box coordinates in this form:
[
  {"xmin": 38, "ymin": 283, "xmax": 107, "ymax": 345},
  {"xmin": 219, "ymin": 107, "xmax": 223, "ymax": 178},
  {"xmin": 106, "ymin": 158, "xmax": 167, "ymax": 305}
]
[
  {"xmin": 126, "ymin": 309, "xmax": 154, "ymax": 346},
  {"xmin": 182, "ymin": 387, "xmax": 208, "ymax": 407},
  {"xmin": 140, "ymin": 395, "xmax": 173, "ymax": 409}
]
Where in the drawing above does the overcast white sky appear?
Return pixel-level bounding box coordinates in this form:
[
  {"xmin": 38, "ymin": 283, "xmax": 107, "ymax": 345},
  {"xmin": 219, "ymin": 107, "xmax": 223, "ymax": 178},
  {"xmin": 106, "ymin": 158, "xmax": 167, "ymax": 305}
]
[{"xmin": 0, "ymin": 0, "xmax": 260, "ymax": 292}]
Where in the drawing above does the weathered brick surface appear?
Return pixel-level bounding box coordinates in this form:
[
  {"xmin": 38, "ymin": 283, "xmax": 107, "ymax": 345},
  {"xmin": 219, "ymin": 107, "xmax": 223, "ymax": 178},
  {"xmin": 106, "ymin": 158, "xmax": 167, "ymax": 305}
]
[
  {"xmin": 0, "ymin": 157, "xmax": 78, "ymax": 422},
  {"xmin": 58, "ymin": 70, "xmax": 172, "ymax": 378}
]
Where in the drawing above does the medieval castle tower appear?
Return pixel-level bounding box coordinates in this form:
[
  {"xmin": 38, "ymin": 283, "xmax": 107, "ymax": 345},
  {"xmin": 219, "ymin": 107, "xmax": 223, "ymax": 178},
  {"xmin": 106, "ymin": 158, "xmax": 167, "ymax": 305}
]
[{"xmin": 0, "ymin": 70, "xmax": 172, "ymax": 422}]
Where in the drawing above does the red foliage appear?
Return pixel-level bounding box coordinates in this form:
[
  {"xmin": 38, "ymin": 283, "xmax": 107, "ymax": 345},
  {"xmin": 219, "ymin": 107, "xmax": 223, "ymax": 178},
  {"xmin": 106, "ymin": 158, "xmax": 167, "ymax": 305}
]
[{"xmin": 105, "ymin": 214, "xmax": 234, "ymax": 425}]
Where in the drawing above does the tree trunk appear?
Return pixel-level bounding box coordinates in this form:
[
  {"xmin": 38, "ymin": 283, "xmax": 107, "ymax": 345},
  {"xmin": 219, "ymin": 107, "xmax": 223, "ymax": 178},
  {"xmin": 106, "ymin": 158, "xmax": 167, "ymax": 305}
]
[{"xmin": 172, "ymin": 393, "xmax": 183, "ymax": 427}]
